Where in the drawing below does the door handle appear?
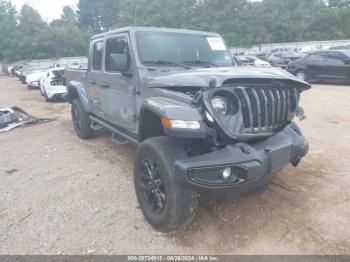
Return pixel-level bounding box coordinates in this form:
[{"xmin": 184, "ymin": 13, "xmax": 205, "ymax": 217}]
[
  {"xmin": 99, "ymin": 82, "xmax": 110, "ymax": 89},
  {"xmin": 88, "ymin": 80, "xmax": 96, "ymax": 85}
]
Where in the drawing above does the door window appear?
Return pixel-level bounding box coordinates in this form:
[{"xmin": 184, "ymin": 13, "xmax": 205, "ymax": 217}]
[
  {"xmin": 327, "ymin": 52, "xmax": 347, "ymax": 63},
  {"xmin": 306, "ymin": 53, "xmax": 326, "ymax": 62},
  {"xmin": 105, "ymin": 37, "xmax": 129, "ymax": 72},
  {"xmin": 92, "ymin": 41, "xmax": 104, "ymax": 71}
]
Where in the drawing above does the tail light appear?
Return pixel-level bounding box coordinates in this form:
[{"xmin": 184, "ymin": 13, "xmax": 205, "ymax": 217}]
[{"xmin": 50, "ymin": 80, "xmax": 62, "ymax": 86}]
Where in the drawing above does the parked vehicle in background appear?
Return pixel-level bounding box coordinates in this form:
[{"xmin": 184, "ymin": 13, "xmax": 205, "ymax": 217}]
[
  {"xmin": 18, "ymin": 67, "xmax": 32, "ymax": 83},
  {"xmin": 26, "ymin": 68, "xmax": 49, "ymax": 89},
  {"xmin": 287, "ymin": 50, "xmax": 350, "ymax": 83},
  {"xmin": 268, "ymin": 52, "xmax": 304, "ymax": 68},
  {"xmin": 255, "ymin": 52, "xmax": 269, "ymax": 61},
  {"xmin": 7, "ymin": 66, "xmax": 13, "ymax": 75},
  {"xmin": 235, "ymin": 56, "xmax": 270, "ymax": 67},
  {"xmin": 14, "ymin": 66, "xmax": 23, "ymax": 77},
  {"xmin": 66, "ymin": 27, "xmax": 310, "ymax": 232},
  {"xmin": 271, "ymin": 48, "xmax": 296, "ymax": 54},
  {"xmin": 39, "ymin": 67, "xmax": 67, "ymax": 101}
]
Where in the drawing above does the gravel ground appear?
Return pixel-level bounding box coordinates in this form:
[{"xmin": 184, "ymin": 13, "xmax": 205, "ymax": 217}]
[{"xmin": 0, "ymin": 76, "xmax": 349, "ymax": 255}]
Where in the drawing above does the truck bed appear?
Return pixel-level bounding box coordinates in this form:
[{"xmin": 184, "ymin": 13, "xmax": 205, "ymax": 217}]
[{"xmin": 63, "ymin": 68, "xmax": 87, "ymax": 86}]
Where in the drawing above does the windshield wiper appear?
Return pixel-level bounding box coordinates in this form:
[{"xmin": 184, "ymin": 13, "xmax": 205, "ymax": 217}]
[
  {"xmin": 184, "ymin": 60, "xmax": 219, "ymax": 68},
  {"xmin": 143, "ymin": 60, "xmax": 191, "ymax": 69}
]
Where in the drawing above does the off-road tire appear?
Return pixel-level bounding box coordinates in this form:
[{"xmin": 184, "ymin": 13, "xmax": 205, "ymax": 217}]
[
  {"xmin": 134, "ymin": 136, "xmax": 198, "ymax": 233},
  {"xmin": 71, "ymin": 99, "xmax": 95, "ymax": 139}
]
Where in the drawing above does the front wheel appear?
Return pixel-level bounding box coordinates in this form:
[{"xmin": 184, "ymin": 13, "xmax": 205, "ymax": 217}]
[
  {"xmin": 71, "ymin": 99, "xmax": 95, "ymax": 139},
  {"xmin": 295, "ymin": 70, "xmax": 307, "ymax": 81},
  {"xmin": 134, "ymin": 137, "xmax": 198, "ymax": 232}
]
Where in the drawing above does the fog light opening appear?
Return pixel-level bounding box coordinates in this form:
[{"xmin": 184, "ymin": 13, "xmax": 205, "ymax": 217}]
[{"xmin": 221, "ymin": 167, "xmax": 232, "ymax": 180}]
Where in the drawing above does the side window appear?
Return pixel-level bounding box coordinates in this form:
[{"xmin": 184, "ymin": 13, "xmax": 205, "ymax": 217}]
[
  {"xmin": 92, "ymin": 41, "xmax": 104, "ymax": 71},
  {"xmin": 105, "ymin": 37, "xmax": 129, "ymax": 72},
  {"xmin": 327, "ymin": 52, "xmax": 346, "ymax": 62},
  {"xmin": 306, "ymin": 53, "xmax": 326, "ymax": 62}
]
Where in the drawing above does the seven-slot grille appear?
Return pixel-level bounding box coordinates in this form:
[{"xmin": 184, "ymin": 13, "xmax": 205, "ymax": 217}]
[{"xmin": 234, "ymin": 86, "xmax": 298, "ymax": 132}]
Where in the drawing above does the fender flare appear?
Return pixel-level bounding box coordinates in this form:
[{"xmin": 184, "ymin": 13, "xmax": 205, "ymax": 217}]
[{"xmin": 67, "ymin": 81, "xmax": 90, "ymax": 112}]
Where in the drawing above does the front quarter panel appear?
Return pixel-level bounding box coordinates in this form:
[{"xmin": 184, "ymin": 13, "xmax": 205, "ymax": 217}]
[{"xmin": 141, "ymin": 96, "xmax": 207, "ymax": 138}]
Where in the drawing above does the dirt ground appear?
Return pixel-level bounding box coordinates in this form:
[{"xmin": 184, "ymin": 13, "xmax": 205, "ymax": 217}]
[{"xmin": 0, "ymin": 75, "xmax": 349, "ymax": 255}]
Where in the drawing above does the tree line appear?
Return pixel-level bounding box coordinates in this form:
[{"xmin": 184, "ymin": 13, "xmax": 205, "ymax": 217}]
[{"xmin": 1, "ymin": 0, "xmax": 350, "ymax": 62}]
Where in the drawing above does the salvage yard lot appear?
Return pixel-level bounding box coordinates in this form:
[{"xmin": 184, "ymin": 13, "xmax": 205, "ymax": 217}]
[{"xmin": 0, "ymin": 75, "xmax": 350, "ymax": 255}]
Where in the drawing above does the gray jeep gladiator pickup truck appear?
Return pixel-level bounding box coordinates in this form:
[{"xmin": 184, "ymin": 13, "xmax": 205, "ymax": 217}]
[{"xmin": 66, "ymin": 27, "xmax": 310, "ymax": 232}]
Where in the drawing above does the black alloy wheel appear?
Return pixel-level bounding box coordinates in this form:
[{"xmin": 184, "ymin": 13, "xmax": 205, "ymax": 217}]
[{"xmin": 140, "ymin": 159, "xmax": 166, "ymax": 214}]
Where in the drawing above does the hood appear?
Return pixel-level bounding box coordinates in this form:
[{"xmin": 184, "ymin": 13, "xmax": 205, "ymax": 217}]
[{"xmin": 144, "ymin": 66, "xmax": 311, "ymax": 91}]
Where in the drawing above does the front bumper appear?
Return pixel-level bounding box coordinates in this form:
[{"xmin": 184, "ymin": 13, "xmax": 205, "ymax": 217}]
[{"xmin": 175, "ymin": 122, "xmax": 308, "ymax": 200}]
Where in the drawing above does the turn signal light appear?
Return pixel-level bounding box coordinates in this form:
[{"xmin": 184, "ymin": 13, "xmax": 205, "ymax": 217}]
[{"xmin": 162, "ymin": 118, "xmax": 200, "ymax": 130}]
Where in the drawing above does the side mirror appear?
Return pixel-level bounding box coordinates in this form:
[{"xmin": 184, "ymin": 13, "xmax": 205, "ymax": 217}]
[{"xmin": 109, "ymin": 53, "xmax": 129, "ymax": 72}]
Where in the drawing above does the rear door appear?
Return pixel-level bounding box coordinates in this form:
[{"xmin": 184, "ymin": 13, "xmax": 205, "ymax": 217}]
[
  {"xmin": 326, "ymin": 51, "xmax": 350, "ymax": 82},
  {"xmin": 304, "ymin": 52, "xmax": 327, "ymax": 80},
  {"xmin": 87, "ymin": 39, "xmax": 104, "ymax": 118},
  {"xmin": 100, "ymin": 33, "xmax": 137, "ymax": 131}
]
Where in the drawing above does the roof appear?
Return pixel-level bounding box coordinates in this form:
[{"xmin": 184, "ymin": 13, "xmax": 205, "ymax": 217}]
[{"xmin": 91, "ymin": 26, "xmax": 220, "ymax": 40}]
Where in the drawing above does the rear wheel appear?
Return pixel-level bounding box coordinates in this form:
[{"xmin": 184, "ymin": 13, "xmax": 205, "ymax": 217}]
[
  {"xmin": 71, "ymin": 99, "xmax": 95, "ymax": 139},
  {"xmin": 295, "ymin": 70, "xmax": 307, "ymax": 81},
  {"xmin": 134, "ymin": 137, "xmax": 198, "ymax": 232}
]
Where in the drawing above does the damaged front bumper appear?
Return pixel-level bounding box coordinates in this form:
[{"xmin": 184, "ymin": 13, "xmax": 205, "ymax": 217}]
[{"xmin": 174, "ymin": 122, "xmax": 308, "ymax": 200}]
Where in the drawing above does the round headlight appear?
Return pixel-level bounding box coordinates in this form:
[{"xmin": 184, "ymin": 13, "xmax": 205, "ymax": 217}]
[{"xmin": 211, "ymin": 96, "xmax": 228, "ymax": 115}]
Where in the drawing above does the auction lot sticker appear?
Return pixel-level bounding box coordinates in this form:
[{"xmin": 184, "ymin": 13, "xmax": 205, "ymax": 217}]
[{"xmin": 207, "ymin": 37, "xmax": 226, "ymax": 51}]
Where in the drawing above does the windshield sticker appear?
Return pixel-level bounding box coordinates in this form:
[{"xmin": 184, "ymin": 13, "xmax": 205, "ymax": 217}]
[{"xmin": 207, "ymin": 37, "xmax": 226, "ymax": 51}]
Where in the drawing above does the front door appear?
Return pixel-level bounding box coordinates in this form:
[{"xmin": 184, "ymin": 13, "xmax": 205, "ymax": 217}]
[
  {"xmin": 305, "ymin": 52, "xmax": 327, "ymax": 80},
  {"xmin": 100, "ymin": 33, "xmax": 137, "ymax": 131},
  {"xmin": 326, "ymin": 51, "xmax": 350, "ymax": 82}
]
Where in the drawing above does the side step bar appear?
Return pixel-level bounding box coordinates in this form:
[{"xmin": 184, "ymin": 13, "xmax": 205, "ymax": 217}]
[{"xmin": 89, "ymin": 115, "xmax": 138, "ymax": 145}]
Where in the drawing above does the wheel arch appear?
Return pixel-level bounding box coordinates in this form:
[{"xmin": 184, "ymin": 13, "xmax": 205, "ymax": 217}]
[
  {"xmin": 67, "ymin": 81, "xmax": 90, "ymax": 112},
  {"xmin": 138, "ymin": 105, "xmax": 165, "ymax": 142}
]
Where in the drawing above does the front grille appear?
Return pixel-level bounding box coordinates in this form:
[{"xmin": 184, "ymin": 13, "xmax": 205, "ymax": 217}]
[{"xmin": 233, "ymin": 86, "xmax": 298, "ymax": 132}]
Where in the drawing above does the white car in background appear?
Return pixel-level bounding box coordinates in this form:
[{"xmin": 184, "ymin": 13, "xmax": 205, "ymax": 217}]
[
  {"xmin": 39, "ymin": 67, "xmax": 67, "ymax": 102},
  {"xmin": 26, "ymin": 68, "xmax": 49, "ymax": 89}
]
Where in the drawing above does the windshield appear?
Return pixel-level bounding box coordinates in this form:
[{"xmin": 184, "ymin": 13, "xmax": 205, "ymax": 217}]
[{"xmin": 135, "ymin": 31, "xmax": 234, "ymax": 68}]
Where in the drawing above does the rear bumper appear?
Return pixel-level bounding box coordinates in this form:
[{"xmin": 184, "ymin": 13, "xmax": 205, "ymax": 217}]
[
  {"xmin": 28, "ymin": 81, "xmax": 39, "ymax": 87},
  {"xmin": 47, "ymin": 86, "xmax": 67, "ymax": 99},
  {"xmin": 174, "ymin": 122, "xmax": 308, "ymax": 200}
]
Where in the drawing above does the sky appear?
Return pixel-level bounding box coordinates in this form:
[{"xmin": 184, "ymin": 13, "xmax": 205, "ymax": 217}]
[
  {"xmin": 10, "ymin": 0, "xmax": 263, "ymax": 22},
  {"xmin": 10, "ymin": 0, "xmax": 79, "ymax": 22}
]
